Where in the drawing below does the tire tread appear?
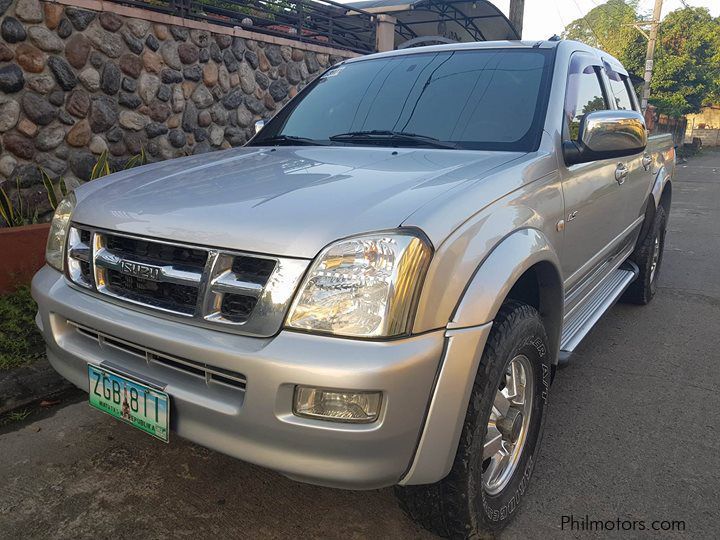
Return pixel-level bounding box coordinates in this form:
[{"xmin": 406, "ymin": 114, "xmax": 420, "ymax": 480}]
[
  {"xmin": 396, "ymin": 301, "xmax": 547, "ymax": 539},
  {"xmin": 623, "ymin": 205, "xmax": 667, "ymax": 305}
]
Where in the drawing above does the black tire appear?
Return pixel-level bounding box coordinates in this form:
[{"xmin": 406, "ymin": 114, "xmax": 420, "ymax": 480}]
[
  {"xmin": 622, "ymin": 205, "xmax": 667, "ymax": 305},
  {"xmin": 395, "ymin": 301, "xmax": 552, "ymax": 538}
]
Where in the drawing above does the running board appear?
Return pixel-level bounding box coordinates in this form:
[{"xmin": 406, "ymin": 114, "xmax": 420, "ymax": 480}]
[{"xmin": 558, "ymin": 261, "xmax": 639, "ymax": 367}]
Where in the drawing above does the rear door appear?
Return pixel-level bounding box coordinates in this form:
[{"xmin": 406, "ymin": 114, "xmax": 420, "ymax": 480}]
[
  {"xmin": 603, "ymin": 59, "xmax": 652, "ymax": 225},
  {"xmin": 559, "ymin": 52, "xmax": 630, "ymax": 293}
]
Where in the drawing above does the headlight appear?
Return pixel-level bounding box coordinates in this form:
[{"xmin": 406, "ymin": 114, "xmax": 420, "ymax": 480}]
[
  {"xmin": 46, "ymin": 193, "xmax": 76, "ymax": 272},
  {"xmin": 286, "ymin": 231, "xmax": 432, "ymax": 337}
]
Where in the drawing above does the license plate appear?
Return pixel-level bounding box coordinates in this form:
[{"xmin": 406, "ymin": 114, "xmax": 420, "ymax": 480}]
[{"xmin": 88, "ymin": 364, "xmax": 170, "ymax": 442}]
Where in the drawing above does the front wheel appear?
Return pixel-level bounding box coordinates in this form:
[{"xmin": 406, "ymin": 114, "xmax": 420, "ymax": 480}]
[{"xmin": 396, "ymin": 301, "xmax": 552, "ymax": 538}]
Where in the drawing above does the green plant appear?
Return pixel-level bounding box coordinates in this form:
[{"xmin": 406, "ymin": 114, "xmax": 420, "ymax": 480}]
[
  {"xmin": 0, "ymin": 286, "xmax": 45, "ymax": 370},
  {"xmin": 562, "ymin": 3, "xmax": 720, "ymax": 117},
  {"xmin": 3, "ymin": 149, "xmax": 149, "ymax": 225},
  {"xmin": 647, "ymin": 7, "xmax": 720, "ymax": 117},
  {"xmin": 194, "ymin": 0, "xmax": 295, "ymax": 21},
  {"xmin": 40, "ymin": 149, "xmax": 148, "ymax": 211},
  {"xmin": 90, "ymin": 149, "xmax": 147, "ymax": 181},
  {"xmin": 1, "ymin": 409, "xmax": 31, "ymax": 425},
  {"xmin": 0, "ymin": 180, "xmax": 39, "ymax": 228},
  {"xmin": 562, "ymin": 0, "xmax": 640, "ymax": 62},
  {"xmin": 0, "ymin": 186, "xmax": 19, "ymax": 227},
  {"xmin": 121, "ymin": 148, "xmax": 147, "ymax": 173},
  {"xmin": 40, "ymin": 170, "xmax": 69, "ymax": 212},
  {"xmin": 90, "ymin": 150, "xmax": 112, "ymax": 181}
]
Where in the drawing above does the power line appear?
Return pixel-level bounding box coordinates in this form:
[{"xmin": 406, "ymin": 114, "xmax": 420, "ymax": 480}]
[
  {"xmin": 593, "ymin": 1, "xmax": 654, "ymax": 45},
  {"xmin": 641, "ymin": 0, "xmax": 663, "ymax": 110},
  {"xmin": 569, "ymin": 0, "xmax": 610, "ymax": 50},
  {"xmin": 552, "ymin": 0, "xmax": 569, "ymax": 31},
  {"xmin": 587, "ymin": 0, "xmax": 639, "ymax": 28}
]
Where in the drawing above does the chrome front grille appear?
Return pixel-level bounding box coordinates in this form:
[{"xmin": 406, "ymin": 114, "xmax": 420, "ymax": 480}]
[
  {"xmin": 105, "ymin": 234, "xmax": 208, "ymax": 269},
  {"xmin": 95, "ymin": 236, "xmax": 209, "ymax": 316},
  {"xmin": 105, "ymin": 269, "xmax": 200, "ymax": 315},
  {"xmin": 65, "ymin": 226, "xmax": 309, "ymax": 337}
]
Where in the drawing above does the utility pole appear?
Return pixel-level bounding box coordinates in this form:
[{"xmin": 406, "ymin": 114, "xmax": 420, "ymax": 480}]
[
  {"xmin": 641, "ymin": 0, "xmax": 663, "ymax": 111},
  {"xmin": 509, "ymin": 0, "xmax": 525, "ymax": 39}
]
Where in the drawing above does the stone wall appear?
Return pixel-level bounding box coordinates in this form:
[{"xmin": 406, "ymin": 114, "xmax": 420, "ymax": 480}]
[
  {"xmin": 685, "ymin": 105, "xmax": 720, "ymax": 146},
  {"xmin": 686, "ymin": 105, "xmax": 720, "ymax": 130},
  {"xmin": 0, "ymin": 0, "xmax": 355, "ymax": 222},
  {"xmin": 689, "ymin": 128, "xmax": 720, "ymax": 147}
]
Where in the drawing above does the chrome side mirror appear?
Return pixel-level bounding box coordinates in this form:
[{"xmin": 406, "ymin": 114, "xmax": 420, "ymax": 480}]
[
  {"xmin": 254, "ymin": 120, "xmax": 265, "ymax": 134},
  {"xmin": 564, "ymin": 110, "xmax": 647, "ymax": 166}
]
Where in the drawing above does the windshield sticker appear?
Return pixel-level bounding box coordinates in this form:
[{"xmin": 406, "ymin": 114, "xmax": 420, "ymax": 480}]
[{"xmin": 322, "ymin": 67, "xmax": 344, "ymax": 78}]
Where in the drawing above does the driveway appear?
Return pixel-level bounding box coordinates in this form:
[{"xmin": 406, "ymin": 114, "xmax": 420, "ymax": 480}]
[{"xmin": 1, "ymin": 151, "xmax": 718, "ymax": 539}]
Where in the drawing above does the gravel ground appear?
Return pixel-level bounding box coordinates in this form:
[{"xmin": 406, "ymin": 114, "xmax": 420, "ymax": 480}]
[{"xmin": 1, "ymin": 151, "xmax": 718, "ymax": 539}]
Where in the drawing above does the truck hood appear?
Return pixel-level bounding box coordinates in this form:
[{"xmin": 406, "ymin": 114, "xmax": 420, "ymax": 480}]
[{"xmin": 72, "ymin": 146, "xmax": 522, "ymax": 258}]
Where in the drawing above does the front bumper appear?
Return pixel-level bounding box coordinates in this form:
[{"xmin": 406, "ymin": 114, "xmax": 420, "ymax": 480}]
[{"xmin": 32, "ymin": 266, "xmax": 446, "ymax": 489}]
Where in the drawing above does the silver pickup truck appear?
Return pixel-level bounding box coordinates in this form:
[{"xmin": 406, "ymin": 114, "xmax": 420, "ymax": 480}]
[{"xmin": 33, "ymin": 39, "xmax": 674, "ymax": 537}]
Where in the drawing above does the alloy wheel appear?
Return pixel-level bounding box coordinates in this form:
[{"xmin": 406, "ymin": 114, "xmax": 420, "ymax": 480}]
[
  {"xmin": 650, "ymin": 236, "xmax": 661, "ymax": 283},
  {"xmin": 482, "ymin": 354, "xmax": 534, "ymax": 495}
]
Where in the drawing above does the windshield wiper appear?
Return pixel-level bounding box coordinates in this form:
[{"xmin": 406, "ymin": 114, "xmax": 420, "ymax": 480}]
[
  {"xmin": 252, "ymin": 134, "xmax": 326, "ymax": 146},
  {"xmin": 329, "ymin": 130, "xmax": 458, "ymax": 149}
]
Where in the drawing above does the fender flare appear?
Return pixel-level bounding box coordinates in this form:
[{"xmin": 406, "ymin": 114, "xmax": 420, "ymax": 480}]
[
  {"xmin": 650, "ymin": 165, "xmax": 672, "ymax": 208},
  {"xmin": 637, "ymin": 166, "xmax": 672, "ymax": 247},
  {"xmin": 400, "ymin": 229, "xmax": 563, "ymax": 485},
  {"xmin": 448, "ymin": 228, "xmax": 564, "ymax": 355}
]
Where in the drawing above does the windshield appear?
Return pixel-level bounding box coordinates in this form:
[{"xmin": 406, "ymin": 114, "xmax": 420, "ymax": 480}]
[{"xmin": 250, "ymin": 48, "xmax": 554, "ymax": 151}]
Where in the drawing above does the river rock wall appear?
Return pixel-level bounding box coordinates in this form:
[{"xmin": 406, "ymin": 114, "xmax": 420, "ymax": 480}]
[{"xmin": 0, "ymin": 0, "xmax": 352, "ymax": 221}]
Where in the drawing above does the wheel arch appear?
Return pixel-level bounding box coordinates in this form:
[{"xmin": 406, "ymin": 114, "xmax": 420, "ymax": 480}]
[
  {"xmin": 448, "ymin": 228, "xmax": 564, "ymax": 363},
  {"xmin": 651, "ymin": 165, "xmax": 673, "ymax": 211},
  {"xmin": 401, "ymin": 229, "xmax": 564, "ymax": 486},
  {"xmin": 638, "ymin": 173, "xmax": 672, "ymax": 248},
  {"xmin": 659, "ymin": 178, "xmax": 672, "ymax": 214}
]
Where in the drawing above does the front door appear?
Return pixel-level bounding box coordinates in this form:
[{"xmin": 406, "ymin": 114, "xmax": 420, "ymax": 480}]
[
  {"xmin": 603, "ymin": 59, "xmax": 651, "ymax": 228},
  {"xmin": 559, "ymin": 52, "xmax": 630, "ymax": 295}
]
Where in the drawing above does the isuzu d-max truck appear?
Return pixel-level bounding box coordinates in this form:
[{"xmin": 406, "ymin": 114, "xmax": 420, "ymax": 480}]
[{"xmin": 33, "ymin": 40, "xmax": 674, "ymax": 537}]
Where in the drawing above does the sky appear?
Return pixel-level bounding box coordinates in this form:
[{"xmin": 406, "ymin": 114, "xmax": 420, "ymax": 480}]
[{"xmin": 492, "ymin": 0, "xmax": 720, "ymax": 40}]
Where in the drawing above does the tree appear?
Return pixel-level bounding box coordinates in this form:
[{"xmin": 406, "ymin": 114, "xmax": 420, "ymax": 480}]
[
  {"xmin": 562, "ymin": 0, "xmax": 640, "ymax": 62},
  {"xmin": 563, "ymin": 3, "xmax": 720, "ymax": 117},
  {"xmin": 649, "ymin": 7, "xmax": 720, "ymax": 117}
]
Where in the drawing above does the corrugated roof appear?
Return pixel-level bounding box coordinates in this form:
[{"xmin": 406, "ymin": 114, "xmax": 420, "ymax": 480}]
[{"xmin": 345, "ymin": 0, "xmax": 518, "ymax": 44}]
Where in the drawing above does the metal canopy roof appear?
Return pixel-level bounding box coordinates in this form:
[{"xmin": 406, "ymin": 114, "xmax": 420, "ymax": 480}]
[{"xmin": 345, "ymin": 0, "xmax": 519, "ymax": 48}]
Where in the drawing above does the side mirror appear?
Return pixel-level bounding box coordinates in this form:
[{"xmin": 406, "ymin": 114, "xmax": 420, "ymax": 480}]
[
  {"xmin": 254, "ymin": 120, "xmax": 265, "ymax": 134},
  {"xmin": 563, "ymin": 110, "xmax": 647, "ymax": 166}
]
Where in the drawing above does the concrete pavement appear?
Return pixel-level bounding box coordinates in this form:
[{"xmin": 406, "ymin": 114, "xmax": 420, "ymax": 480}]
[{"xmin": 1, "ymin": 151, "xmax": 718, "ymax": 539}]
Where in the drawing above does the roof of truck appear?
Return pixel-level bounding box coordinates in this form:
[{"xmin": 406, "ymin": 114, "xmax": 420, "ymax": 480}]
[
  {"xmin": 343, "ymin": 40, "xmax": 563, "ymax": 64},
  {"xmin": 340, "ymin": 40, "xmax": 634, "ymax": 74}
]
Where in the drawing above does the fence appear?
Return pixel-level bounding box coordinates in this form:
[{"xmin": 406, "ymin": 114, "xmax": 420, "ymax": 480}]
[
  {"xmin": 687, "ymin": 128, "xmax": 720, "ymax": 147},
  {"xmin": 108, "ymin": 0, "xmax": 377, "ymax": 53},
  {"xmin": 648, "ymin": 112, "xmax": 687, "ymax": 147}
]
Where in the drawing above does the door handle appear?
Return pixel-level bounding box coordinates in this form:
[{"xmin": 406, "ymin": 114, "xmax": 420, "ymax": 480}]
[
  {"xmin": 642, "ymin": 153, "xmax": 652, "ymax": 171},
  {"xmin": 615, "ymin": 163, "xmax": 628, "ymax": 185}
]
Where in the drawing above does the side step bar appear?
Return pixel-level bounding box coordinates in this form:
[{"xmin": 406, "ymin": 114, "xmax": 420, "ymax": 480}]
[{"xmin": 558, "ymin": 261, "xmax": 639, "ymax": 367}]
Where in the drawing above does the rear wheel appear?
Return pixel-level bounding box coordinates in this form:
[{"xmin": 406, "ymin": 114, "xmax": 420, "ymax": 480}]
[
  {"xmin": 622, "ymin": 204, "xmax": 667, "ymax": 305},
  {"xmin": 395, "ymin": 301, "xmax": 552, "ymax": 538}
]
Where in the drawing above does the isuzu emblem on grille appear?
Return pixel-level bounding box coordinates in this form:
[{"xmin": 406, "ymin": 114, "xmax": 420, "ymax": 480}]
[{"xmin": 119, "ymin": 260, "xmax": 161, "ymax": 281}]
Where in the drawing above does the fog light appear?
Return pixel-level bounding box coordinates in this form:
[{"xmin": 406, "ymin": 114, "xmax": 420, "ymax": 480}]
[{"xmin": 293, "ymin": 386, "xmax": 382, "ymax": 423}]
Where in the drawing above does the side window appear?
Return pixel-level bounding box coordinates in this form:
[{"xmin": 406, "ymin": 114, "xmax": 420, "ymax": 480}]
[
  {"xmin": 605, "ymin": 64, "xmax": 635, "ymax": 111},
  {"xmin": 623, "ymin": 78, "xmax": 641, "ymax": 111},
  {"xmin": 563, "ymin": 55, "xmax": 608, "ymax": 141}
]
